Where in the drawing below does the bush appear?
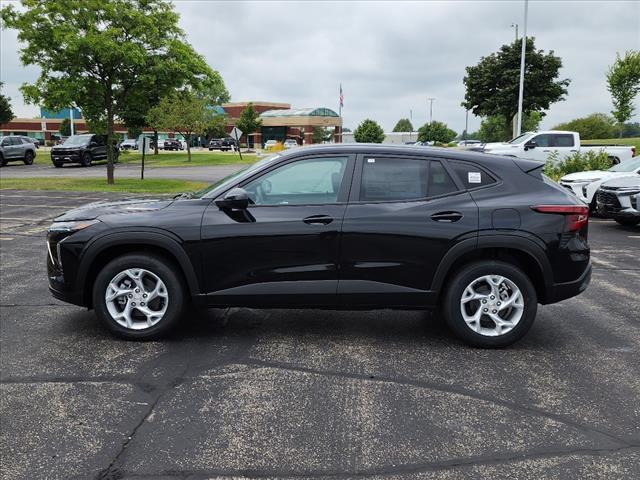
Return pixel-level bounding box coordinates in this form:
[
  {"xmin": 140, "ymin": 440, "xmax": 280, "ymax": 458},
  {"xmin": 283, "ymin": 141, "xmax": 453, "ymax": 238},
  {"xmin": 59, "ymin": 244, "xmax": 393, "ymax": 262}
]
[
  {"xmin": 354, "ymin": 119, "xmax": 385, "ymax": 143},
  {"xmin": 543, "ymin": 150, "xmax": 612, "ymax": 181},
  {"xmin": 417, "ymin": 121, "xmax": 457, "ymax": 143},
  {"xmin": 553, "ymin": 113, "xmax": 616, "ymax": 140}
]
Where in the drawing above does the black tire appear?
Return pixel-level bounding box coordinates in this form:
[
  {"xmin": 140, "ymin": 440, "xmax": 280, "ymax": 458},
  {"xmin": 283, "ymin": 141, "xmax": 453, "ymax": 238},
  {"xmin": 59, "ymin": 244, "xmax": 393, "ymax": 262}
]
[
  {"xmin": 0, "ymin": 155, "xmax": 6, "ymax": 167},
  {"xmin": 93, "ymin": 253, "xmax": 186, "ymax": 340},
  {"xmin": 53, "ymin": 160, "xmax": 63, "ymax": 168},
  {"xmin": 614, "ymin": 218, "xmax": 640, "ymax": 226},
  {"xmin": 442, "ymin": 261, "xmax": 537, "ymax": 348},
  {"xmin": 23, "ymin": 150, "xmax": 34, "ymax": 165},
  {"xmin": 81, "ymin": 152, "xmax": 92, "ymax": 167}
]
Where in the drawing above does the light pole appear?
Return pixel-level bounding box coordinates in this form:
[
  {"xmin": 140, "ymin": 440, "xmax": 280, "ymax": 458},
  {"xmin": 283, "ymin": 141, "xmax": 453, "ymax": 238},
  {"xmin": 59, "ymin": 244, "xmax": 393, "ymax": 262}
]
[
  {"xmin": 510, "ymin": 23, "xmax": 518, "ymax": 41},
  {"xmin": 515, "ymin": 0, "xmax": 528, "ymax": 137},
  {"xmin": 464, "ymin": 109, "xmax": 469, "ymax": 141},
  {"xmin": 427, "ymin": 97, "xmax": 435, "ymax": 124}
]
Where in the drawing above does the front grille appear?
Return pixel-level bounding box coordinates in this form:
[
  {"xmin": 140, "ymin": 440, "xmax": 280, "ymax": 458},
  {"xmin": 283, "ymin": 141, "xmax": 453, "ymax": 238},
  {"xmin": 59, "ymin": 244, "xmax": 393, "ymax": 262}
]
[{"xmin": 597, "ymin": 190, "xmax": 621, "ymax": 212}]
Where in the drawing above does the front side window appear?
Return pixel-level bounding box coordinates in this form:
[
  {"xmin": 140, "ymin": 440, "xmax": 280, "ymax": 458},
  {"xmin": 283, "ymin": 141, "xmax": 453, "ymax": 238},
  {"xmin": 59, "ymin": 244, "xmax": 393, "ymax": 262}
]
[
  {"xmin": 243, "ymin": 156, "xmax": 348, "ymax": 206},
  {"xmin": 531, "ymin": 134, "xmax": 552, "ymax": 147}
]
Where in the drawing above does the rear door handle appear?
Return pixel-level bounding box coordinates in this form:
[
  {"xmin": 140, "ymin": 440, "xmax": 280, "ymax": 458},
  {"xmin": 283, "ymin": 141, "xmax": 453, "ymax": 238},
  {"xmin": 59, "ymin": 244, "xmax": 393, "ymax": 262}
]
[
  {"xmin": 303, "ymin": 214, "xmax": 333, "ymax": 225},
  {"xmin": 431, "ymin": 211, "xmax": 463, "ymax": 223}
]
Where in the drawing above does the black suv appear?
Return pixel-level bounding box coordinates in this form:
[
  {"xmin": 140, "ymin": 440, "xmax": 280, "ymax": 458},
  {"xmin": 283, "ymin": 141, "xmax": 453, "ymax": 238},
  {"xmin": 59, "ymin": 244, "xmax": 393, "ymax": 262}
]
[
  {"xmin": 50, "ymin": 134, "xmax": 119, "ymax": 167},
  {"xmin": 47, "ymin": 145, "xmax": 591, "ymax": 347},
  {"xmin": 163, "ymin": 139, "xmax": 183, "ymax": 151}
]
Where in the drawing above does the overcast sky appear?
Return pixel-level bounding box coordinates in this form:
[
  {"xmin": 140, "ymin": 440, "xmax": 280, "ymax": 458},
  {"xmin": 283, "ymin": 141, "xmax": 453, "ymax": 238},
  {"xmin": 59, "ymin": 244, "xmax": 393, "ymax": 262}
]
[{"xmin": 1, "ymin": 0, "xmax": 639, "ymax": 133}]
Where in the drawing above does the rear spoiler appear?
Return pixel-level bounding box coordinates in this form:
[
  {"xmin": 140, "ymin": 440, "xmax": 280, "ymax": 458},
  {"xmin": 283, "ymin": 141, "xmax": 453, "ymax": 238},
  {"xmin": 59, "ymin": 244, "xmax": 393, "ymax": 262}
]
[{"xmin": 512, "ymin": 157, "xmax": 545, "ymax": 174}]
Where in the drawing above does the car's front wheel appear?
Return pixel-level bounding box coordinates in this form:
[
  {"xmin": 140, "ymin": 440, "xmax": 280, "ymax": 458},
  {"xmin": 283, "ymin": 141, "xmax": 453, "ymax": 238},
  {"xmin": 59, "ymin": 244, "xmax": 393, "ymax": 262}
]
[
  {"xmin": 442, "ymin": 261, "xmax": 537, "ymax": 348},
  {"xmin": 93, "ymin": 253, "xmax": 186, "ymax": 339},
  {"xmin": 81, "ymin": 152, "xmax": 92, "ymax": 167},
  {"xmin": 23, "ymin": 150, "xmax": 34, "ymax": 165}
]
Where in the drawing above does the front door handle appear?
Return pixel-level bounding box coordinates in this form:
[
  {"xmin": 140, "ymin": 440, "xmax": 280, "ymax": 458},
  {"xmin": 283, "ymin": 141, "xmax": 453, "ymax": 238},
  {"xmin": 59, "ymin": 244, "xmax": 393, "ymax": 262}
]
[
  {"xmin": 431, "ymin": 211, "xmax": 463, "ymax": 223},
  {"xmin": 303, "ymin": 214, "xmax": 333, "ymax": 225}
]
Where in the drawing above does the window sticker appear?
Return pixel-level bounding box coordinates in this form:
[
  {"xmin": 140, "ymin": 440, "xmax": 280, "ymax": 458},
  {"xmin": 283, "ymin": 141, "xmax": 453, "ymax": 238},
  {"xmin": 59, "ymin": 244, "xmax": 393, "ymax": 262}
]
[
  {"xmin": 468, "ymin": 172, "xmax": 482, "ymax": 184},
  {"xmin": 367, "ymin": 158, "xmax": 376, "ymax": 163}
]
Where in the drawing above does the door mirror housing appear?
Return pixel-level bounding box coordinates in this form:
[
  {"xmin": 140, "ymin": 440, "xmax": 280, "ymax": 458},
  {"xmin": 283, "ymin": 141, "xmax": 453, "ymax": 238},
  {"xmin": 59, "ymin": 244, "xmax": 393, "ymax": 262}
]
[
  {"xmin": 216, "ymin": 187, "xmax": 250, "ymax": 210},
  {"xmin": 524, "ymin": 140, "xmax": 537, "ymax": 150}
]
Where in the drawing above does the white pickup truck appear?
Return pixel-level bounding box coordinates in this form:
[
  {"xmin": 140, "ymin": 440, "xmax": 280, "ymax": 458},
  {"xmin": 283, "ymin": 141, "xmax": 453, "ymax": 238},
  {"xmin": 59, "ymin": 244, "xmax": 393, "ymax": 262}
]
[{"xmin": 479, "ymin": 130, "xmax": 636, "ymax": 164}]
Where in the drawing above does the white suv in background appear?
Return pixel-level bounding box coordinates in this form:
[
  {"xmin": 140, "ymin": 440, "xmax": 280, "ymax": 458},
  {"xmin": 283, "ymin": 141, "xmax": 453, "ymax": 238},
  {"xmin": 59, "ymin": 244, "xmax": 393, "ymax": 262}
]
[{"xmin": 559, "ymin": 157, "xmax": 640, "ymax": 209}]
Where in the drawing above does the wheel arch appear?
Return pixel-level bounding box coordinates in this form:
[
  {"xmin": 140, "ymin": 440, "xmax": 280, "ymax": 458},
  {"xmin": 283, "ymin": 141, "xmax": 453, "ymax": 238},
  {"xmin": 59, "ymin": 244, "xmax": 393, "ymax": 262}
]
[
  {"xmin": 77, "ymin": 231, "xmax": 200, "ymax": 308},
  {"xmin": 432, "ymin": 235, "xmax": 553, "ymax": 304}
]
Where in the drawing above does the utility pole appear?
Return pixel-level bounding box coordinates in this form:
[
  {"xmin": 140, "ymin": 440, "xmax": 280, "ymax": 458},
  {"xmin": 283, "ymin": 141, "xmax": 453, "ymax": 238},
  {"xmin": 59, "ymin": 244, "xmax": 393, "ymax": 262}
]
[
  {"xmin": 515, "ymin": 0, "xmax": 528, "ymax": 137},
  {"xmin": 464, "ymin": 109, "xmax": 469, "ymax": 141},
  {"xmin": 427, "ymin": 97, "xmax": 435, "ymax": 124},
  {"xmin": 69, "ymin": 107, "xmax": 74, "ymax": 136},
  {"xmin": 511, "ymin": 23, "xmax": 518, "ymax": 41}
]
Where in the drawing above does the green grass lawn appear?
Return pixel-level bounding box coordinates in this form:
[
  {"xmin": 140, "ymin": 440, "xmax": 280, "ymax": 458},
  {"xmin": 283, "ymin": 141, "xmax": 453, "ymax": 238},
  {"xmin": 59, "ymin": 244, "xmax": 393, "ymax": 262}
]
[
  {"xmin": 582, "ymin": 137, "xmax": 639, "ymax": 153},
  {"xmin": 0, "ymin": 177, "xmax": 208, "ymax": 194},
  {"xmin": 118, "ymin": 150, "xmax": 257, "ymax": 167}
]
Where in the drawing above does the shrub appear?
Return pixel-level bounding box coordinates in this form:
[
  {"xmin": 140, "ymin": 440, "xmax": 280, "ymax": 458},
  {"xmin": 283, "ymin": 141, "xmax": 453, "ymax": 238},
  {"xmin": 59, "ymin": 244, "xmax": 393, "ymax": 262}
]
[
  {"xmin": 553, "ymin": 113, "xmax": 616, "ymax": 140},
  {"xmin": 417, "ymin": 121, "xmax": 457, "ymax": 143},
  {"xmin": 354, "ymin": 119, "xmax": 385, "ymax": 143},
  {"xmin": 543, "ymin": 150, "xmax": 612, "ymax": 181}
]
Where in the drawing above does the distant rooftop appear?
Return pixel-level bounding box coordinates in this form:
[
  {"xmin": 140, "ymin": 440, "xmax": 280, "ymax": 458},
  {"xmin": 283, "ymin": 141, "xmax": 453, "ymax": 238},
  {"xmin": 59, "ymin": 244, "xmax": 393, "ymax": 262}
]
[{"xmin": 260, "ymin": 107, "xmax": 339, "ymax": 118}]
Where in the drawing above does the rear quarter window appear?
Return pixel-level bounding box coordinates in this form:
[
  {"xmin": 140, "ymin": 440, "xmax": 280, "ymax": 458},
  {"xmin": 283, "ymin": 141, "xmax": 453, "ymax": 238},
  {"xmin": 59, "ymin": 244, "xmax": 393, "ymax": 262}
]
[{"xmin": 448, "ymin": 160, "xmax": 497, "ymax": 189}]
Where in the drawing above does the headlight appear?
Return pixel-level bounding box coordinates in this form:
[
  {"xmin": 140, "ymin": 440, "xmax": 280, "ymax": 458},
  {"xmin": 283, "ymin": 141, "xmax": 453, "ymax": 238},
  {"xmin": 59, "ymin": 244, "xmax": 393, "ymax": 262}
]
[
  {"xmin": 47, "ymin": 220, "xmax": 100, "ymax": 270},
  {"xmin": 48, "ymin": 219, "xmax": 100, "ymax": 233}
]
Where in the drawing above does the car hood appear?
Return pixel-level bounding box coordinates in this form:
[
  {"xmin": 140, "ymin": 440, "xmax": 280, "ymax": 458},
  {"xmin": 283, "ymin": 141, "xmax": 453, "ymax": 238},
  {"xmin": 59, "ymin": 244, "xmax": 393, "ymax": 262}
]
[
  {"xmin": 54, "ymin": 198, "xmax": 173, "ymax": 222},
  {"xmin": 51, "ymin": 144, "xmax": 85, "ymax": 151},
  {"xmin": 600, "ymin": 174, "xmax": 640, "ymax": 189},
  {"xmin": 561, "ymin": 170, "xmax": 615, "ymax": 182}
]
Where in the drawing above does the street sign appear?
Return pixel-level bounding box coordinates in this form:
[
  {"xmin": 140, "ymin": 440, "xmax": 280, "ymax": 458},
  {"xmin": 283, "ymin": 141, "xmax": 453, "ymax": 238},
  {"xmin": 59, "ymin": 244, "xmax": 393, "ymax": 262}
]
[{"xmin": 229, "ymin": 127, "xmax": 243, "ymax": 141}]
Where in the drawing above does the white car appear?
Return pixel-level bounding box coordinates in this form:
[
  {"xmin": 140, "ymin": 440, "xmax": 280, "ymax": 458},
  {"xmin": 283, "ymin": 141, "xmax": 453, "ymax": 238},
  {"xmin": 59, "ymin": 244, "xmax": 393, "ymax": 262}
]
[
  {"xmin": 283, "ymin": 139, "xmax": 298, "ymax": 149},
  {"xmin": 482, "ymin": 131, "xmax": 635, "ymax": 164},
  {"xmin": 263, "ymin": 140, "xmax": 278, "ymax": 149},
  {"xmin": 559, "ymin": 157, "xmax": 640, "ymax": 209},
  {"xmin": 457, "ymin": 140, "xmax": 482, "ymax": 147},
  {"xmin": 595, "ymin": 175, "xmax": 640, "ymax": 226}
]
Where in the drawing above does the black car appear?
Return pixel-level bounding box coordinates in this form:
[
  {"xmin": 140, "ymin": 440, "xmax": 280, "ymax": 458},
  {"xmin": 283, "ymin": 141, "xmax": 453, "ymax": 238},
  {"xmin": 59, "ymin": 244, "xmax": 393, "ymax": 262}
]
[
  {"xmin": 163, "ymin": 139, "xmax": 183, "ymax": 151},
  {"xmin": 209, "ymin": 138, "xmax": 236, "ymax": 151},
  {"xmin": 50, "ymin": 134, "xmax": 119, "ymax": 167},
  {"xmin": 47, "ymin": 144, "xmax": 591, "ymax": 347},
  {"xmin": 208, "ymin": 138, "xmax": 223, "ymax": 150}
]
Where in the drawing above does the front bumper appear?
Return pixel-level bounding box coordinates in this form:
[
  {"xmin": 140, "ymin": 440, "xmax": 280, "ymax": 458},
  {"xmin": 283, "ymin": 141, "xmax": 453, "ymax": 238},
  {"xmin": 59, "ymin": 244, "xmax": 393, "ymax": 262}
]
[{"xmin": 51, "ymin": 151, "xmax": 81, "ymax": 163}]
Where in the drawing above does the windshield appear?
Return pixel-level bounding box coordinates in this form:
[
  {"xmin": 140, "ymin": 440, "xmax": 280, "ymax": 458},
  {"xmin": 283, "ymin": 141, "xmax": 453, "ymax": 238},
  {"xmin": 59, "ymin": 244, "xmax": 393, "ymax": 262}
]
[
  {"xmin": 63, "ymin": 135, "xmax": 92, "ymax": 146},
  {"xmin": 609, "ymin": 157, "xmax": 640, "ymax": 172},
  {"xmin": 507, "ymin": 132, "xmax": 533, "ymax": 144},
  {"xmin": 193, "ymin": 153, "xmax": 282, "ymax": 199}
]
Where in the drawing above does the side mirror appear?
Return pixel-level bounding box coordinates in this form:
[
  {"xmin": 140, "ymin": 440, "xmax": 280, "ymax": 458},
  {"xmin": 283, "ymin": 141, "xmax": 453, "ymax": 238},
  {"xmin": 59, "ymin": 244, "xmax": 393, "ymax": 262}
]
[
  {"xmin": 216, "ymin": 187, "xmax": 250, "ymax": 210},
  {"xmin": 524, "ymin": 140, "xmax": 537, "ymax": 150}
]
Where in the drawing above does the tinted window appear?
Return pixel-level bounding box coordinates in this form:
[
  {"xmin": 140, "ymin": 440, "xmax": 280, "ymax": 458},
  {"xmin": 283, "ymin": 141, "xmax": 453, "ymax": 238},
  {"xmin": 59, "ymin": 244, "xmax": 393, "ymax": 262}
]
[
  {"xmin": 244, "ymin": 156, "xmax": 348, "ymax": 206},
  {"xmin": 360, "ymin": 157, "xmax": 428, "ymax": 201},
  {"xmin": 448, "ymin": 161, "xmax": 497, "ymax": 189},
  {"xmin": 553, "ymin": 134, "xmax": 574, "ymax": 147},
  {"xmin": 532, "ymin": 134, "xmax": 552, "ymax": 147},
  {"xmin": 10, "ymin": 137, "xmax": 22, "ymax": 146},
  {"xmin": 428, "ymin": 161, "xmax": 459, "ymax": 196}
]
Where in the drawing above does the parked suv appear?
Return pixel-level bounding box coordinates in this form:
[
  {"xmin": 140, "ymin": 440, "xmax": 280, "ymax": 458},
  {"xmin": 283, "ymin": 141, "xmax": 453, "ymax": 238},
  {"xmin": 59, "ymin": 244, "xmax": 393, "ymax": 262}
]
[
  {"xmin": 595, "ymin": 175, "xmax": 640, "ymax": 226},
  {"xmin": 50, "ymin": 134, "xmax": 118, "ymax": 167},
  {"xmin": 47, "ymin": 145, "xmax": 591, "ymax": 347},
  {"xmin": 0, "ymin": 135, "xmax": 37, "ymax": 166},
  {"xmin": 163, "ymin": 139, "xmax": 183, "ymax": 151}
]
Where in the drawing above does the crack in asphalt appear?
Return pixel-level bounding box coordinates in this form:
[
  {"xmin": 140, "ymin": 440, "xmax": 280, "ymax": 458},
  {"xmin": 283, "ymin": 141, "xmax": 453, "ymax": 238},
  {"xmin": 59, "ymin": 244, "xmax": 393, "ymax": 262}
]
[
  {"xmin": 242, "ymin": 358, "xmax": 634, "ymax": 449},
  {"xmin": 87, "ymin": 445, "xmax": 640, "ymax": 479}
]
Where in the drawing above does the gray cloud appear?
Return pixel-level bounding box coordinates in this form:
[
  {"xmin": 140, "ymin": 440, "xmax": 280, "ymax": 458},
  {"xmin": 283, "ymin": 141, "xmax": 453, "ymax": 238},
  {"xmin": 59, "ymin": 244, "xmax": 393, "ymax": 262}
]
[{"xmin": 2, "ymin": 0, "xmax": 639, "ymax": 134}]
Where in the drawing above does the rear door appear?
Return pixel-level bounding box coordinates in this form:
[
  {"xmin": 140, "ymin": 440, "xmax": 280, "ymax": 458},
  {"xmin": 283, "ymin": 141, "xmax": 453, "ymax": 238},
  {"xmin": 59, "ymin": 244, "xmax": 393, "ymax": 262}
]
[
  {"xmin": 551, "ymin": 133, "xmax": 577, "ymax": 161},
  {"xmin": 338, "ymin": 154, "xmax": 478, "ymax": 306}
]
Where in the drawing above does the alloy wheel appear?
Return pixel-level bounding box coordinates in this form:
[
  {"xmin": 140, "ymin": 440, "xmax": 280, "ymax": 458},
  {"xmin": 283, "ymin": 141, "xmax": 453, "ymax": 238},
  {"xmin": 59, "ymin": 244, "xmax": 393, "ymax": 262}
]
[
  {"xmin": 105, "ymin": 268, "xmax": 169, "ymax": 330},
  {"xmin": 459, "ymin": 275, "xmax": 524, "ymax": 337}
]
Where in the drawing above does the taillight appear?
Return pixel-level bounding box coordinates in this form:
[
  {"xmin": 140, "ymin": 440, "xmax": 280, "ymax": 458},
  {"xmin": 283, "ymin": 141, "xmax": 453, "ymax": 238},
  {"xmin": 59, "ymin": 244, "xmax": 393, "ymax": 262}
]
[{"xmin": 531, "ymin": 205, "xmax": 589, "ymax": 232}]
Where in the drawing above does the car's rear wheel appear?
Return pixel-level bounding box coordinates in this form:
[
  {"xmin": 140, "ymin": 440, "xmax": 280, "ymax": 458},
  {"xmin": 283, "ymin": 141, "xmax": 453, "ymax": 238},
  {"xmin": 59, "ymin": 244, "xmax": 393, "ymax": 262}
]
[
  {"xmin": 443, "ymin": 261, "xmax": 537, "ymax": 348},
  {"xmin": 93, "ymin": 253, "xmax": 186, "ymax": 339},
  {"xmin": 23, "ymin": 150, "xmax": 34, "ymax": 165},
  {"xmin": 615, "ymin": 218, "xmax": 640, "ymax": 226},
  {"xmin": 0, "ymin": 154, "xmax": 6, "ymax": 167}
]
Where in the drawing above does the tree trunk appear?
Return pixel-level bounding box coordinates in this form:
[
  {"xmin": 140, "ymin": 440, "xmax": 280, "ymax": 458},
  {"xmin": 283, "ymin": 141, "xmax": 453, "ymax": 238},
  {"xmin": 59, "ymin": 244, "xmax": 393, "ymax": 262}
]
[
  {"xmin": 186, "ymin": 134, "xmax": 191, "ymax": 162},
  {"xmin": 154, "ymin": 130, "xmax": 159, "ymax": 155},
  {"xmin": 106, "ymin": 104, "xmax": 115, "ymax": 185}
]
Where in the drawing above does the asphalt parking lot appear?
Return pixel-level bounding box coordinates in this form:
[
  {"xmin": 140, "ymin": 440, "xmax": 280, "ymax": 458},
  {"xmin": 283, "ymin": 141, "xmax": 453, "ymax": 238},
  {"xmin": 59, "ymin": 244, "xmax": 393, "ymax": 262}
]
[{"xmin": 1, "ymin": 190, "xmax": 639, "ymax": 480}]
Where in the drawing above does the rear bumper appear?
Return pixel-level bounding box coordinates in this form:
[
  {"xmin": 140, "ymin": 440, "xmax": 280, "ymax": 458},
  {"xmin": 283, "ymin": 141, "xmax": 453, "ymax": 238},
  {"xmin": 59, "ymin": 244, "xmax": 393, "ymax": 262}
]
[{"xmin": 545, "ymin": 262, "xmax": 592, "ymax": 304}]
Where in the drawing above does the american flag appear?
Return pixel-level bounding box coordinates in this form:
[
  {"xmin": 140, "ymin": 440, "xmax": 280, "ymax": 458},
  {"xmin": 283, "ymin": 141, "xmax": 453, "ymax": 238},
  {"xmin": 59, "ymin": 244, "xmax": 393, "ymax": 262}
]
[{"xmin": 339, "ymin": 84, "xmax": 344, "ymax": 108}]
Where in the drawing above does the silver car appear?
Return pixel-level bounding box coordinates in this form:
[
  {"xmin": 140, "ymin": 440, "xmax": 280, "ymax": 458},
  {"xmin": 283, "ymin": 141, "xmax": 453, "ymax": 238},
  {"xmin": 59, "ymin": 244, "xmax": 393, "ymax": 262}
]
[{"xmin": 0, "ymin": 135, "xmax": 37, "ymax": 166}]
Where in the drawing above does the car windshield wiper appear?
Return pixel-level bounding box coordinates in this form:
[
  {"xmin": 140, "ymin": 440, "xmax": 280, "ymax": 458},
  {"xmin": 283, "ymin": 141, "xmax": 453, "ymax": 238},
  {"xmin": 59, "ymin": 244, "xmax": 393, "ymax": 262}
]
[{"xmin": 173, "ymin": 192, "xmax": 194, "ymax": 200}]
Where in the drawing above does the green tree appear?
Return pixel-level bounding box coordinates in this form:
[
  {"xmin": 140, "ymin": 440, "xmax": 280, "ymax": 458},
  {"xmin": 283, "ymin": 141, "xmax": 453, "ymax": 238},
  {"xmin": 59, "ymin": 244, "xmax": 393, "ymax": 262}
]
[
  {"xmin": 477, "ymin": 116, "xmax": 506, "ymax": 143},
  {"xmin": 1, "ymin": 0, "xmax": 227, "ymax": 184},
  {"xmin": 523, "ymin": 111, "xmax": 542, "ymax": 132},
  {"xmin": 59, "ymin": 117, "xmax": 71, "ymax": 137},
  {"xmin": 607, "ymin": 51, "xmax": 640, "ymax": 138},
  {"xmin": 146, "ymin": 92, "xmax": 220, "ymax": 162},
  {"xmin": 553, "ymin": 113, "xmax": 616, "ymax": 140},
  {"xmin": 462, "ymin": 37, "xmax": 570, "ymax": 138},
  {"xmin": 354, "ymin": 119, "xmax": 385, "ymax": 143},
  {"xmin": 203, "ymin": 113, "xmax": 228, "ymax": 142},
  {"xmin": 417, "ymin": 121, "xmax": 457, "ymax": 143},
  {"xmin": 392, "ymin": 118, "xmax": 414, "ymax": 132},
  {"xmin": 616, "ymin": 122, "xmax": 640, "ymax": 138},
  {"xmin": 312, "ymin": 126, "xmax": 333, "ymax": 143},
  {"xmin": 0, "ymin": 82, "xmax": 14, "ymax": 124},
  {"xmin": 235, "ymin": 103, "xmax": 262, "ymax": 148}
]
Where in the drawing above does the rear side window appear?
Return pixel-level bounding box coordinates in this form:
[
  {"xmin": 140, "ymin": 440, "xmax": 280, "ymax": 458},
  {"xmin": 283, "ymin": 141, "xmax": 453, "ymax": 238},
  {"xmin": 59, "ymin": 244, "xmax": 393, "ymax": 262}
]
[
  {"xmin": 359, "ymin": 157, "xmax": 457, "ymax": 201},
  {"xmin": 553, "ymin": 134, "xmax": 575, "ymax": 147},
  {"xmin": 448, "ymin": 161, "xmax": 497, "ymax": 189}
]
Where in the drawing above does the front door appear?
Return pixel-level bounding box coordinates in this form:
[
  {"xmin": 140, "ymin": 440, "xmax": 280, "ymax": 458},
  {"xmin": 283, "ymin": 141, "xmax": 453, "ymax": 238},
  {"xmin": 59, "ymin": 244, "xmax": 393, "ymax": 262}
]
[
  {"xmin": 200, "ymin": 154, "xmax": 355, "ymax": 307},
  {"xmin": 338, "ymin": 154, "xmax": 479, "ymax": 306}
]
